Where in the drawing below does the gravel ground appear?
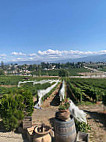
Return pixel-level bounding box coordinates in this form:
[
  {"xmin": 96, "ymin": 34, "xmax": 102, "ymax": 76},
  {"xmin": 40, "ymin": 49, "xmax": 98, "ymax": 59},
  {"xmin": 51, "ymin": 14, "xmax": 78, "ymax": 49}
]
[{"xmin": 0, "ymin": 131, "xmax": 29, "ymax": 142}]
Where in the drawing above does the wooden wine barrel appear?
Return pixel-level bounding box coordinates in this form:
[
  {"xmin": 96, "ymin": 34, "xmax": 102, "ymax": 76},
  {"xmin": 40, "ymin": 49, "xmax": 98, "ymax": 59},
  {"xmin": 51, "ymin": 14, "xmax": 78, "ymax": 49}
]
[{"xmin": 54, "ymin": 117, "xmax": 76, "ymax": 142}]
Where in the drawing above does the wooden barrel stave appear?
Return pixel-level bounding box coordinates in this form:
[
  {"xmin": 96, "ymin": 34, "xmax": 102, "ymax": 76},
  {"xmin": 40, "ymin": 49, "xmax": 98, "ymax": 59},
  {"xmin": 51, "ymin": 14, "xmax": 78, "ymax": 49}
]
[{"xmin": 54, "ymin": 117, "xmax": 76, "ymax": 142}]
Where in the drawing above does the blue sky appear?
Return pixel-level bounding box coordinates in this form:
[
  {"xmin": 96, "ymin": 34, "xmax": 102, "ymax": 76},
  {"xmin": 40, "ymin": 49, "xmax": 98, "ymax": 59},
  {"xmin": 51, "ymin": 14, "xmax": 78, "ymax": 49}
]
[{"xmin": 0, "ymin": 0, "xmax": 106, "ymax": 62}]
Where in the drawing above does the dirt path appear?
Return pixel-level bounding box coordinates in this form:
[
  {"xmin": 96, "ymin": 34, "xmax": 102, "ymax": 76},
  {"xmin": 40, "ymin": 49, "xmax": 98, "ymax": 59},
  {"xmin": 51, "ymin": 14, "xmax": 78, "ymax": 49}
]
[
  {"xmin": 32, "ymin": 83, "xmax": 61, "ymax": 127},
  {"xmin": 0, "ymin": 131, "xmax": 29, "ymax": 142}
]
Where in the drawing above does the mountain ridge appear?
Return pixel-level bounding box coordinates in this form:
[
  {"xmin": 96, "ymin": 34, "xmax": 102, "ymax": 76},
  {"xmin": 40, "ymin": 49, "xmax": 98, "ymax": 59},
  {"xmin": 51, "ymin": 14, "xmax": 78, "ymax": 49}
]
[{"xmin": 3, "ymin": 54, "xmax": 106, "ymax": 65}]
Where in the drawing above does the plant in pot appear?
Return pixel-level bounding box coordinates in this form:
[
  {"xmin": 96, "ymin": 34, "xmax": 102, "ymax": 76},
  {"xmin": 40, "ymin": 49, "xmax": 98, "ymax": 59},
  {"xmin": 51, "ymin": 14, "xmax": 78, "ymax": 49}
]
[{"xmin": 56, "ymin": 98, "xmax": 70, "ymax": 121}]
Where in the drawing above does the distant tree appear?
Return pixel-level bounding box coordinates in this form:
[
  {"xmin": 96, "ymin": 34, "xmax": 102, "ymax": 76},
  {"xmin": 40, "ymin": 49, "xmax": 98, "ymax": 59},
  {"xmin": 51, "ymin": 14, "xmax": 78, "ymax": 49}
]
[
  {"xmin": 11, "ymin": 65, "xmax": 15, "ymax": 71},
  {"xmin": 1, "ymin": 61, "xmax": 4, "ymax": 69},
  {"xmin": 58, "ymin": 69, "xmax": 69, "ymax": 77},
  {"xmin": 0, "ymin": 69, "xmax": 4, "ymax": 75},
  {"xmin": 28, "ymin": 65, "xmax": 33, "ymax": 71},
  {"xmin": 56, "ymin": 63, "xmax": 61, "ymax": 69}
]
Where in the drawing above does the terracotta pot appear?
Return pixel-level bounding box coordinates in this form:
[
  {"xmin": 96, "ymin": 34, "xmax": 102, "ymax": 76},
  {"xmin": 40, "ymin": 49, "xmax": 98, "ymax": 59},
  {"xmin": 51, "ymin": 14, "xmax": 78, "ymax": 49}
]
[
  {"xmin": 56, "ymin": 109, "xmax": 70, "ymax": 121},
  {"xmin": 59, "ymin": 109, "xmax": 69, "ymax": 112},
  {"xmin": 96, "ymin": 101, "xmax": 102, "ymax": 105}
]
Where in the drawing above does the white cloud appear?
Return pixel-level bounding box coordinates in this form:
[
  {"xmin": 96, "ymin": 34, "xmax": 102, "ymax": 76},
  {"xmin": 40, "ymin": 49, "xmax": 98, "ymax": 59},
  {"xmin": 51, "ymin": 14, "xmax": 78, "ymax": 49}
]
[
  {"xmin": 38, "ymin": 49, "xmax": 106, "ymax": 56},
  {"xmin": 29, "ymin": 57, "xmax": 34, "ymax": 60},
  {"xmin": 0, "ymin": 54, "xmax": 7, "ymax": 61},
  {"xmin": 2, "ymin": 49, "xmax": 106, "ymax": 62},
  {"xmin": 29, "ymin": 53, "xmax": 37, "ymax": 56},
  {"xmin": 37, "ymin": 49, "xmax": 106, "ymax": 60},
  {"xmin": 0, "ymin": 54, "xmax": 7, "ymax": 57},
  {"xmin": 99, "ymin": 50, "xmax": 106, "ymax": 54},
  {"xmin": 11, "ymin": 52, "xmax": 26, "ymax": 56},
  {"xmin": 38, "ymin": 49, "xmax": 62, "ymax": 56},
  {"xmin": 16, "ymin": 58, "xmax": 22, "ymax": 60},
  {"xmin": 11, "ymin": 58, "xmax": 25, "ymax": 62}
]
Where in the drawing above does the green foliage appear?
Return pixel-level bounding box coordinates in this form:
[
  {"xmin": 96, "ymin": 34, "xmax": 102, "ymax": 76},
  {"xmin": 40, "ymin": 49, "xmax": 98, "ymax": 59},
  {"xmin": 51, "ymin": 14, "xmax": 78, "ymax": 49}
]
[
  {"xmin": 59, "ymin": 69, "xmax": 69, "ymax": 77},
  {"xmin": 59, "ymin": 102, "xmax": 70, "ymax": 110},
  {"xmin": 3, "ymin": 116, "xmax": 18, "ymax": 131},
  {"xmin": 66, "ymin": 80, "xmax": 83, "ymax": 103},
  {"xmin": 58, "ymin": 105, "xmax": 66, "ymax": 110},
  {"xmin": 59, "ymin": 98, "xmax": 70, "ymax": 110},
  {"xmin": 71, "ymin": 78, "xmax": 106, "ymax": 90},
  {"xmin": 0, "ymin": 94, "xmax": 24, "ymax": 130},
  {"xmin": 21, "ymin": 90, "xmax": 34, "ymax": 115},
  {"xmin": 77, "ymin": 101, "xmax": 95, "ymax": 106},
  {"xmin": 0, "ymin": 76, "xmax": 33, "ymax": 85},
  {"xmin": 67, "ymin": 67, "xmax": 90, "ymax": 76},
  {"xmin": 99, "ymin": 67, "xmax": 106, "ymax": 72},
  {"xmin": 32, "ymin": 67, "xmax": 90, "ymax": 76},
  {"xmin": 67, "ymin": 78, "xmax": 106, "ymax": 103},
  {"xmin": 0, "ymin": 89, "xmax": 34, "ymax": 130},
  {"xmin": 0, "ymin": 69, "xmax": 4, "ymax": 75},
  {"xmin": 32, "ymin": 69, "xmax": 59, "ymax": 76},
  {"xmin": 0, "ymin": 78, "xmax": 52, "ymax": 99},
  {"xmin": 21, "ymin": 82, "xmax": 51, "ymax": 97},
  {"xmin": 75, "ymin": 120, "xmax": 91, "ymax": 133},
  {"xmin": 0, "ymin": 87, "xmax": 18, "ymax": 98}
]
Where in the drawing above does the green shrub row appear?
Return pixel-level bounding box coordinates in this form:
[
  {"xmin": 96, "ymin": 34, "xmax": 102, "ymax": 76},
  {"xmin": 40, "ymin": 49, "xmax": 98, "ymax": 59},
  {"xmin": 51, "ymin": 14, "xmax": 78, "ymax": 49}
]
[{"xmin": 0, "ymin": 89, "xmax": 33, "ymax": 131}]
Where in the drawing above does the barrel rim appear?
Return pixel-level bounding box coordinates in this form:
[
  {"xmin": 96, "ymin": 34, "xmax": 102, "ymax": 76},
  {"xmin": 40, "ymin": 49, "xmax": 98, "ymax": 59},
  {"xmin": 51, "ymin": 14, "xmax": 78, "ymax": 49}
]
[{"xmin": 55, "ymin": 117, "xmax": 74, "ymax": 124}]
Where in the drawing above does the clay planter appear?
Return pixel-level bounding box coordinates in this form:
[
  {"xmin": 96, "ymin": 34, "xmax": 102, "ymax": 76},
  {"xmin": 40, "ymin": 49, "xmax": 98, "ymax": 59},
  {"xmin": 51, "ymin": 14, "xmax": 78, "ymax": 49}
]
[
  {"xmin": 33, "ymin": 125, "xmax": 52, "ymax": 142},
  {"xmin": 96, "ymin": 101, "xmax": 102, "ymax": 105},
  {"xmin": 56, "ymin": 109, "xmax": 70, "ymax": 121}
]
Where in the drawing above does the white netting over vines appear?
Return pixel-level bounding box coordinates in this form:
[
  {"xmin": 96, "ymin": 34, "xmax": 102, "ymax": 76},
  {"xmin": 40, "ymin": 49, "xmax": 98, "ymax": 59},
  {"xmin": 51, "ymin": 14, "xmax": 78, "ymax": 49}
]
[
  {"xmin": 59, "ymin": 80, "xmax": 65, "ymax": 101},
  {"xmin": 18, "ymin": 79, "xmax": 58, "ymax": 87},
  {"xmin": 18, "ymin": 81, "xmax": 35, "ymax": 87},
  {"xmin": 33, "ymin": 79, "xmax": 58, "ymax": 85},
  {"xmin": 69, "ymin": 100, "xmax": 87, "ymax": 123},
  {"xmin": 34, "ymin": 80, "xmax": 60, "ymax": 108}
]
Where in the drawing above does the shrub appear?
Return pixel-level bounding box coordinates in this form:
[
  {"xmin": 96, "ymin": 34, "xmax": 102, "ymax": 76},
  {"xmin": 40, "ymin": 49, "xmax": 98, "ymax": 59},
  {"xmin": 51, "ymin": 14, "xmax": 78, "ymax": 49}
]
[{"xmin": 0, "ymin": 90, "xmax": 34, "ymax": 131}]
